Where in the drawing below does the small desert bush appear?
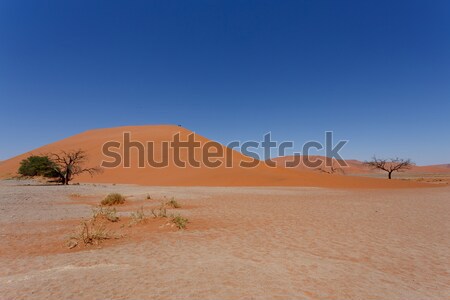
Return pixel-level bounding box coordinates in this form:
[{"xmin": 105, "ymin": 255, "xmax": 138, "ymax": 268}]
[
  {"xmin": 70, "ymin": 193, "xmax": 82, "ymax": 198},
  {"xmin": 166, "ymin": 197, "xmax": 180, "ymax": 208},
  {"xmin": 68, "ymin": 218, "xmax": 110, "ymax": 248},
  {"xmin": 130, "ymin": 206, "xmax": 147, "ymax": 225},
  {"xmin": 92, "ymin": 206, "xmax": 119, "ymax": 222},
  {"xmin": 146, "ymin": 194, "xmax": 151, "ymax": 200},
  {"xmin": 171, "ymin": 215, "xmax": 189, "ymax": 230},
  {"xmin": 151, "ymin": 203, "xmax": 168, "ymax": 218},
  {"xmin": 101, "ymin": 193, "xmax": 125, "ymax": 206}
]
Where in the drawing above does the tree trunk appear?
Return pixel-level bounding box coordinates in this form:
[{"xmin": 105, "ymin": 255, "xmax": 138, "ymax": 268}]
[
  {"xmin": 64, "ymin": 172, "xmax": 70, "ymax": 185},
  {"xmin": 388, "ymin": 171, "xmax": 392, "ymax": 179}
]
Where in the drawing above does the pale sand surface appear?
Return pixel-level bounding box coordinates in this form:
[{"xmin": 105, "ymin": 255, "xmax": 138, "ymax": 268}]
[{"xmin": 0, "ymin": 180, "xmax": 449, "ymax": 299}]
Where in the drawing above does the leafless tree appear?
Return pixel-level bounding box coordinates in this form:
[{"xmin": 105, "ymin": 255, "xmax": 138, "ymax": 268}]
[
  {"xmin": 364, "ymin": 156, "xmax": 413, "ymax": 179},
  {"xmin": 49, "ymin": 150, "xmax": 100, "ymax": 185}
]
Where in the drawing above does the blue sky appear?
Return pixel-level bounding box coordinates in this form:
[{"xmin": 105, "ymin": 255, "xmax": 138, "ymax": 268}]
[{"xmin": 1, "ymin": 0, "xmax": 449, "ymax": 165}]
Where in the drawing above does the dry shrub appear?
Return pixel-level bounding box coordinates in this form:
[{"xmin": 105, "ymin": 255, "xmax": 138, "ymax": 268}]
[
  {"xmin": 68, "ymin": 218, "xmax": 111, "ymax": 248},
  {"xmin": 78, "ymin": 220, "xmax": 109, "ymax": 244},
  {"xmin": 101, "ymin": 193, "xmax": 125, "ymax": 206},
  {"xmin": 92, "ymin": 206, "xmax": 119, "ymax": 222},
  {"xmin": 171, "ymin": 215, "xmax": 189, "ymax": 229},
  {"xmin": 151, "ymin": 203, "xmax": 168, "ymax": 218},
  {"xmin": 67, "ymin": 207, "xmax": 121, "ymax": 248},
  {"xmin": 166, "ymin": 197, "xmax": 180, "ymax": 208},
  {"xmin": 130, "ymin": 206, "xmax": 147, "ymax": 225}
]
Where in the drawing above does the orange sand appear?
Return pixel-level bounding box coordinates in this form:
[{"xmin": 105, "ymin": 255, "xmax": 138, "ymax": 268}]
[
  {"xmin": 0, "ymin": 125, "xmax": 435, "ymax": 189},
  {"xmin": 273, "ymin": 156, "xmax": 450, "ymax": 175}
]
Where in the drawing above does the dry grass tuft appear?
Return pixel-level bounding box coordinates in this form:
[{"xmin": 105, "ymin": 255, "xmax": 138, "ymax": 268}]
[
  {"xmin": 151, "ymin": 203, "xmax": 168, "ymax": 218},
  {"xmin": 130, "ymin": 206, "xmax": 147, "ymax": 225},
  {"xmin": 92, "ymin": 206, "xmax": 119, "ymax": 222},
  {"xmin": 166, "ymin": 197, "xmax": 180, "ymax": 208},
  {"xmin": 68, "ymin": 218, "xmax": 111, "ymax": 248},
  {"xmin": 101, "ymin": 193, "xmax": 125, "ymax": 206}
]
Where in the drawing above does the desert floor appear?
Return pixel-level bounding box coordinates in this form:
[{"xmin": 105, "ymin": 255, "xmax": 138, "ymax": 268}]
[{"xmin": 0, "ymin": 180, "xmax": 449, "ymax": 300}]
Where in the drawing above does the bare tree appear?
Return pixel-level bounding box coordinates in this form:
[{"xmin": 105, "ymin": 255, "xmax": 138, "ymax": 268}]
[
  {"xmin": 364, "ymin": 156, "xmax": 413, "ymax": 179},
  {"xmin": 49, "ymin": 150, "xmax": 100, "ymax": 185}
]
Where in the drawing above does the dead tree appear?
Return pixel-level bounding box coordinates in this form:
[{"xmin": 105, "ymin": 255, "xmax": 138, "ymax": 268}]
[
  {"xmin": 364, "ymin": 156, "xmax": 413, "ymax": 179},
  {"xmin": 49, "ymin": 150, "xmax": 100, "ymax": 185}
]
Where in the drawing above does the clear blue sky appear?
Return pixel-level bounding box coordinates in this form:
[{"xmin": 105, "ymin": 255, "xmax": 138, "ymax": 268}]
[{"xmin": 1, "ymin": 0, "xmax": 449, "ymax": 165}]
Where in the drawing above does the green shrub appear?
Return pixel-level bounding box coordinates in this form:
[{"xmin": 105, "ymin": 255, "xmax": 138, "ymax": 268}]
[
  {"xmin": 101, "ymin": 193, "xmax": 125, "ymax": 206},
  {"xmin": 18, "ymin": 155, "xmax": 60, "ymax": 178},
  {"xmin": 171, "ymin": 215, "xmax": 188, "ymax": 229}
]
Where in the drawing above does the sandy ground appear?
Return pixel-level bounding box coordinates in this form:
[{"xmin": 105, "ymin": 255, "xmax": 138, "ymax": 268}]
[{"xmin": 0, "ymin": 180, "xmax": 449, "ymax": 299}]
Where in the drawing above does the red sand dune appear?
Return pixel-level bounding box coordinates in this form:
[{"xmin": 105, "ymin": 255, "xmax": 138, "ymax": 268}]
[
  {"xmin": 271, "ymin": 156, "xmax": 369, "ymax": 175},
  {"xmin": 0, "ymin": 125, "xmax": 434, "ymax": 188},
  {"xmin": 273, "ymin": 156, "xmax": 450, "ymax": 175}
]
